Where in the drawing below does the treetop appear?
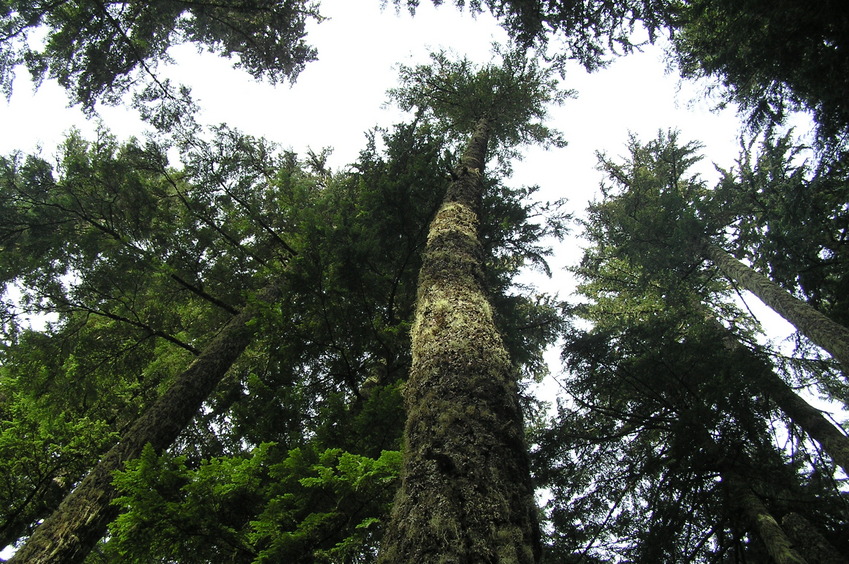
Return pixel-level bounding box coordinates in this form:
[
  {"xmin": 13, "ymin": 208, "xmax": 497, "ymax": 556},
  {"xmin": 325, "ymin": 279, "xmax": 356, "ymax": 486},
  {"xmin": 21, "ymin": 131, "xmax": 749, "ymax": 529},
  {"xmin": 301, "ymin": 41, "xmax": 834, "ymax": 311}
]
[{"xmin": 387, "ymin": 46, "xmax": 571, "ymax": 167}]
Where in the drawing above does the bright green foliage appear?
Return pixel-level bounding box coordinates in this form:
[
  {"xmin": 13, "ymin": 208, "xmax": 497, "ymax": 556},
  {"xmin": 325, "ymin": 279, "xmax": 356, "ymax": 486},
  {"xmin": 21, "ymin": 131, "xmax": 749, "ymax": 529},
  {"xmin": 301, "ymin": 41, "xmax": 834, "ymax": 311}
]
[
  {"xmin": 0, "ymin": 388, "xmax": 117, "ymax": 547},
  {"xmin": 0, "ymin": 126, "xmax": 311, "ymax": 556},
  {"xmin": 0, "ymin": 111, "xmax": 564, "ymax": 558},
  {"xmin": 0, "ymin": 314, "xmax": 192, "ymax": 545},
  {"xmin": 106, "ymin": 443, "xmax": 401, "ymax": 563},
  {"xmin": 0, "ymin": 0, "xmax": 320, "ymax": 111},
  {"xmin": 671, "ymin": 0, "xmax": 849, "ymax": 141}
]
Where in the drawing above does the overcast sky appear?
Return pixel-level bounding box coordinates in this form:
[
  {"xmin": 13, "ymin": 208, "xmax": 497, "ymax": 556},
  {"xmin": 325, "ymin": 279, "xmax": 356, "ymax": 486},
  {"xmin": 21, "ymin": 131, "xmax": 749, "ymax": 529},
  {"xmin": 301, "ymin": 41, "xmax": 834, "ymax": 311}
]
[{"xmin": 1, "ymin": 2, "xmax": 745, "ymax": 173}]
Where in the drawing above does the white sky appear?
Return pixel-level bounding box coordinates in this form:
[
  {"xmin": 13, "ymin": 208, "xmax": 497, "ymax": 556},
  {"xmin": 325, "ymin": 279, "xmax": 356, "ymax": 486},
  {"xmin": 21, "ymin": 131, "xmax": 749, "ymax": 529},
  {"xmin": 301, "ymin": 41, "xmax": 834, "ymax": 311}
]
[
  {"xmin": 0, "ymin": 6, "xmax": 814, "ymax": 387},
  {"xmin": 1, "ymin": 1, "xmax": 745, "ymax": 178}
]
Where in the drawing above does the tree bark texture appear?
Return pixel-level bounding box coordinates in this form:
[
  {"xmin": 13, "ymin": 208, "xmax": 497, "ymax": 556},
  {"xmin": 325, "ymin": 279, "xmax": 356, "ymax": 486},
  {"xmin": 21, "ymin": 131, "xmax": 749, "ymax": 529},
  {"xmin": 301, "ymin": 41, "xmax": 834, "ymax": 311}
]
[
  {"xmin": 722, "ymin": 469, "xmax": 808, "ymax": 564},
  {"xmin": 704, "ymin": 242, "xmax": 849, "ymax": 373},
  {"xmin": 754, "ymin": 367, "xmax": 849, "ymax": 476},
  {"xmin": 692, "ymin": 428, "xmax": 806, "ymax": 564},
  {"xmin": 781, "ymin": 512, "xmax": 848, "ymax": 564},
  {"xmin": 0, "ymin": 476, "xmax": 69, "ymax": 551},
  {"xmin": 378, "ymin": 117, "xmax": 541, "ymax": 563},
  {"xmin": 9, "ymin": 287, "xmax": 278, "ymax": 564},
  {"xmin": 709, "ymin": 318, "xmax": 849, "ymax": 476}
]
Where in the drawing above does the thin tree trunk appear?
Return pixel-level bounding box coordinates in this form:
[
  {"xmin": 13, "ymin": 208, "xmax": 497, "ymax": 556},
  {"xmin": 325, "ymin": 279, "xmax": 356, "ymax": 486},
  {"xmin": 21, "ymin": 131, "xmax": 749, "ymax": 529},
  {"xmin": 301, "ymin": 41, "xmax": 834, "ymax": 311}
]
[
  {"xmin": 781, "ymin": 512, "xmax": 848, "ymax": 564},
  {"xmin": 721, "ymin": 469, "xmax": 808, "ymax": 564},
  {"xmin": 703, "ymin": 242, "xmax": 849, "ymax": 372},
  {"xmin": 690, "ymin": 426, "xmax": 807, "ymax": 564},
  {"xmin": 377, "ymin": 117, "xmax": 541, "ymax": 563},
  {"xmin": 9, "ymin": 286, "xmax": 278, "ymax": 564},
  {"xmin": 754, "ymin": 366, "xmax": 849, "ymax": 475},
  {"xmin": 696, "ymin": 429, "xmax": 807, "ymax": 564},
  {"xmin": 708, "ymin": 318, "xmax": 849, "ymax": 476}
]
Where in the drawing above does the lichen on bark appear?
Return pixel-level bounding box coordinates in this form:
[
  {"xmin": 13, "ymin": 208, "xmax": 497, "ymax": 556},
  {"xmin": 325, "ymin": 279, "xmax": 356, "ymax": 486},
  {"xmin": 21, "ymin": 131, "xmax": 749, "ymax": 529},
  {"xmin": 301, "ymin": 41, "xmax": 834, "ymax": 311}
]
[{"xmin": 378, "ymin": 117, "xmax": 539, "ymax": 563}]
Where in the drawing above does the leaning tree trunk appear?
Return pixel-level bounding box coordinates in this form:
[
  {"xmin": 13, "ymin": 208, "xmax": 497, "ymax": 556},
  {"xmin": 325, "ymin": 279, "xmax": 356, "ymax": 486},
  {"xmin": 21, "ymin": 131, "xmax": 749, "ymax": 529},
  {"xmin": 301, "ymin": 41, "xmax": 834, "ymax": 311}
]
[
  {"xmin": 377, "ymin": 117, "xmax": 541, "ymax": 563},
  {"xmin": 696, "ymin": 430, "xmax": 807, "ymax": 564},
  {"xmin": 708, "ymin": 318, "xmax": 849, "ymax": 475},
  {"xmin": 721, "ymin": 468, "xmax": 808, "ymax": 564},
  {"xmin": 752, "ymin": 363, "xmax": 849, "ymax": 475},
  {"xmin": 9, "ymin": 286, "xmax": 278, "ymax": 564},
  {"xmin": 703, "ymin": 242, "xmax": 849, "ymax": 373},
  {"xmin": 781, "ymin": 512, "xmax": 848, "ymax": 564}
]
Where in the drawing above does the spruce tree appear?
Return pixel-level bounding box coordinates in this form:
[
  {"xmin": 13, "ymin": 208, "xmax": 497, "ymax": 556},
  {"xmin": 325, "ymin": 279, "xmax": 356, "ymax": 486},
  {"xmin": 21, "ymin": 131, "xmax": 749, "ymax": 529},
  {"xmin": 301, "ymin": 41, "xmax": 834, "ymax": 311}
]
[{"xmin": 377, "ymin": 48, "xmax": 567, "ymax": 562}]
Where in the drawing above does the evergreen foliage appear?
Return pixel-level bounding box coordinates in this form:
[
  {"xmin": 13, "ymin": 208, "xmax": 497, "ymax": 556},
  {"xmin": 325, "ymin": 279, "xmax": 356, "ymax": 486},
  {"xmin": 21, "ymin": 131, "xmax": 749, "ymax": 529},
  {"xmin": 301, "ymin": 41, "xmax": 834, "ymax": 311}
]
[
  {"xmin": 0, "ymin": 0, "xmax": 321, "ymax": 111},
  {"xmin": 0, "ymin": 110, "xmax": 563, "ymax": 559},
  {"xmin": 398, "ymin": 0, "xmax": 677, "ymax": 70},
  {"xmin": 3, "ymin": 1, "xmax": 849, "ymax": 562},
  {"xmin": 671, "ymin": 0, "xmax": 849, "ymax": 142},
  {"xmin": 535, "ymin": 131, "xmax": 849, "ymax": 561}
]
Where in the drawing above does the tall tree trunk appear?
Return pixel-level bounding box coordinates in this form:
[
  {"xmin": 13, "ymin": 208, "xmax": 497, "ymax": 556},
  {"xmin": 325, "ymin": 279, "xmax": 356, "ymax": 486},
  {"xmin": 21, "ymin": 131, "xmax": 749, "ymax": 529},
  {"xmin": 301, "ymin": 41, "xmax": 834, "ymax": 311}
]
[
  {"xmin": 377, "ymin": 117, "xmax": 541, "ymax": 563},
  {"xmin": 703, "ymin": 242, "xmax": 849, "ymax": 373},
  {"xmin": 781, "ymin": 512, "xmax": 848, "ymax": 564},
  {"xmin": 696, "ymin": 430, "xmax": 807, "ymax": 564},
  {"xmin": 721, "ymin": 469, "xmax": 808, "ymax": 564},
  {"xmin": 752, "ymin": 365, "xmax": 849, "ymax": 475},
  {"xmin": 9, "ymin": 286, "xmax": 278, "ymax": 564},
  {"xmin": 707, "ymin": 318, "xmax": 849, "ymax": 476}
]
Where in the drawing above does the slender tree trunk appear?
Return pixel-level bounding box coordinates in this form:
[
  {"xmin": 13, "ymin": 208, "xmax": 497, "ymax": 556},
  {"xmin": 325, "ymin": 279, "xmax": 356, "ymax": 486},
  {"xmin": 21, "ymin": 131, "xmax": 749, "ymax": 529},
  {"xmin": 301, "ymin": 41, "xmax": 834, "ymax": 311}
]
[
  {"xmin": 754, "ymin": 366, "xmax": 849, "ymax": 475},
  {"xmin": 377, "ymin": 117, "xmax": 541, "ymax": 563},
  {"xmin": 781, "ymin": 512, "xmax": 848, "ymax": 564},
  {"xmin": 703, "ymin": 242, "xmax": 849, "ymax": 373},
  {"xmin": 707, "ymin": 318, "xmax": 849, "ymax": 475},
  {"xmin": 721, "ymin": 469, "xmax": 808, "ymax": 564},
  {"xmin": 9, "ymin": 286, "xmax": 278, "ymax": 564},
  {"xmin": 696, "ymin": 430, "xmax": 807, "ymax": 564},
  {"xmin": 690, "ymin": 426, "xmax": 807, "ymax": 564}
]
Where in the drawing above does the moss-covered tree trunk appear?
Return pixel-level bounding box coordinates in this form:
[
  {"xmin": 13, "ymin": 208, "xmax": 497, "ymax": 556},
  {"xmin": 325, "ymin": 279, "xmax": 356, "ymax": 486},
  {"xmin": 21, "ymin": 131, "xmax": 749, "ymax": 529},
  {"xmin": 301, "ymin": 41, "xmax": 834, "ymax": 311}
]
[
  {"xmin": 9, "ymin": 287, "xmax": 277, "ymax": 564},
  {"xmin": 721, "ymin": 469, "xmax": 808, "ymax": 564},
  {"xmin": 708, "ymin": 318, "xmax": 849, "ymax": 475},
  {"xmin": 781, "ymin": 513, "xmax": 848, "ymax": 564},
  {"xmin": 377, "ymin": 117, "xmax": 540, "ymax": 563},
  {"xmin": 704, "ymin": 242, "xmax": 849, "ymax": 373}
]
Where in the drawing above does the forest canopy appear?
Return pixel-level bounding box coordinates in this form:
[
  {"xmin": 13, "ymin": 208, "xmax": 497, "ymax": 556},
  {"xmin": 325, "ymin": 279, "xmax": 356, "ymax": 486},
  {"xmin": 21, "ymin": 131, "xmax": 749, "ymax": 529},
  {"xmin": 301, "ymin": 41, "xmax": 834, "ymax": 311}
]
[{"xmin": 1, "ymin": 1, "xmax": 848, "ymax": 562}]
